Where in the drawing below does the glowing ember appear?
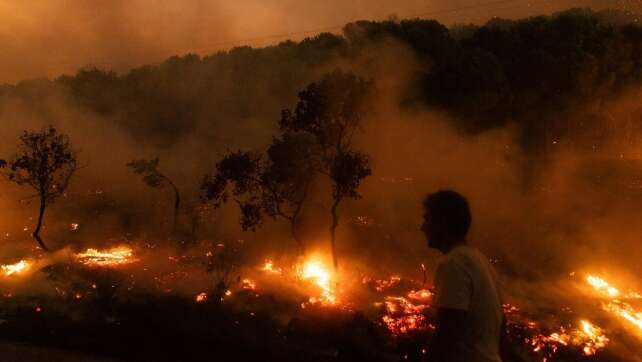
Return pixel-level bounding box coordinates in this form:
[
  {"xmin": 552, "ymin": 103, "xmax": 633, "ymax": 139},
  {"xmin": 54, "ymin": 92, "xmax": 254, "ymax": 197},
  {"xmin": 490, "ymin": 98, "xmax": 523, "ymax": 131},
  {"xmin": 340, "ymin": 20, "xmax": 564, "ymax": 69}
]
[
  {"xmin": 195, "ymin": 292, "xmax": 207, "ymax": 303},
  {"xmin": 528, "ymin": 320, "xmax": 609, "ymax": 357},
  {"xmin": 1, "ymin": 260, "xmax": 30, "ymax": 276},
  {"xmin": 586, "ymin": 275, "xmax": 642, "ymax": 333},
  {"xmin": 298, "ymin": 259, "xmax": 336, "ymax": 305},
  {"xmin": 370, "ymin": 275, "xmax": 401, "ymax": 292},
  {"xmin": 380, "ymin": 295, "xmax": 432, "ymax": 335},
  {"xmin": 74, "ymin": 246, "xmax": 137, "ymax": 267},
  {"xmin": 579, "ymin": 320, "xmax": 610, "ymax": 355},
  {"xmin": 407, "ymin": 289, "xmax": 432, "ymax": 301},
  {"xmin": 70, "ymin": 223, "xmax": 79, "ymax": 231},
  {"xmin": 242, "ymin": 278, "xmax": 256, "ymax": 290}
]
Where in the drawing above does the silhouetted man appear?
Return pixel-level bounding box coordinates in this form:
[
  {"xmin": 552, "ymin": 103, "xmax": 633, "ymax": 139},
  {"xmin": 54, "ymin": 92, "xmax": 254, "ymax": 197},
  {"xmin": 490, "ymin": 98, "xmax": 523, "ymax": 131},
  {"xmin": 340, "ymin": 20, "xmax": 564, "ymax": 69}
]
[{"xmin": 422, "ymin": 191, "xmax": 503, "ymax": 362}]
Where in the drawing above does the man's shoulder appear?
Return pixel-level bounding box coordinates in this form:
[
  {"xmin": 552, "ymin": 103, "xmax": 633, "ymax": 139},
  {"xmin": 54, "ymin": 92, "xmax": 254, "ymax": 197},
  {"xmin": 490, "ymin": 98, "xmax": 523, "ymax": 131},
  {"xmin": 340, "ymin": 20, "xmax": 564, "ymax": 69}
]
[{"xmin": 446, "ymin": 245, "xmax": 494, "ymax": 274}]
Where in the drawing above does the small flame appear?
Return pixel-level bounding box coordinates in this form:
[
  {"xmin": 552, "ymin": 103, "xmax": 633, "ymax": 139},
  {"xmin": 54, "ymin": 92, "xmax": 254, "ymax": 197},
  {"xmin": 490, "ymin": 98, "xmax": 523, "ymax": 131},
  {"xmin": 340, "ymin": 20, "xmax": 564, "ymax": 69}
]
[
  {"xmin": 195, "ymin": 292, "xmax": 207, "ymax": 303},
  {"xmin": 242, "ymin": 278, "xmax": 256, "ymax": 290},
  {"xmin": 579, "ymin": 320, "xmax": 610, "ymax": 355},
  {"xmin": 261, "ymin": 260, "xmax": 282, "ymax": 275},
  {"xmin": 74, "ymin": 246, "xmax": 137, "ymax": 267},
  {"xmin": 1, "ymin": 260, "xmax": 30, "ymax": 276},
  {"xmin": 407, "ymin": 289, "xmax": 432, "ymax": 301}
]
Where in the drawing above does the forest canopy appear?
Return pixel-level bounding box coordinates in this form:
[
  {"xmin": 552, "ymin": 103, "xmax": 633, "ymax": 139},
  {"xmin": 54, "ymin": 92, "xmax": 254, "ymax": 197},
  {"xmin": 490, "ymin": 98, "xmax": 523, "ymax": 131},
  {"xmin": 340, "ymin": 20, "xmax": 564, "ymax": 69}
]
[{"xmin": 0, "ymin": 8, "xmax": 640, "ymax": 154}]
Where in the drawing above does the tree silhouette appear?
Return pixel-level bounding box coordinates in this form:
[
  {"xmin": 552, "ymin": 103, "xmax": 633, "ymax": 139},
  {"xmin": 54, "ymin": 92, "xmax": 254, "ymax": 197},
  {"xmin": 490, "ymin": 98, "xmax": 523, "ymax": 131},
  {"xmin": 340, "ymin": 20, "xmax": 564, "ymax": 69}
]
[
  {"xmin": 127, "ymin": 158, "xmax": 181, "ymax": 237},
  {"xmin": 329, "ymin": 151, "xmax": 371, "ymax": 268},
  {"xmin": 280, "ymin": 70, "xmax": 372, "ymax": 268},
  {"xmin": 3, "ymin": 127, "xmax": 78, "ymax": 251},
  {"xmin": 201, "ymin": 132, "xmax": 320, "ymax": 253}
]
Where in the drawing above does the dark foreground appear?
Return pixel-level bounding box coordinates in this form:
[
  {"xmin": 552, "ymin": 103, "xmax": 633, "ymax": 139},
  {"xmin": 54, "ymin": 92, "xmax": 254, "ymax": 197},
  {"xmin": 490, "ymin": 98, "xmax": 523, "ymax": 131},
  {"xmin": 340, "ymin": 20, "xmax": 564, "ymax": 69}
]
[{"xmin": 0, "ymin": 291, "xmax": 631, "ymax": 362}]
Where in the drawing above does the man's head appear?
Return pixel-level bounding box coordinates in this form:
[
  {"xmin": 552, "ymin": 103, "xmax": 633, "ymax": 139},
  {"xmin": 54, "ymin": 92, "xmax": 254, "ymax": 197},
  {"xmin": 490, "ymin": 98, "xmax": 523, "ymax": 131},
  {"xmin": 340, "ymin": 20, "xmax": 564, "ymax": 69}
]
[{"xmin": 421, "ymin": 190, "xmax": 471, "ymax": 253}]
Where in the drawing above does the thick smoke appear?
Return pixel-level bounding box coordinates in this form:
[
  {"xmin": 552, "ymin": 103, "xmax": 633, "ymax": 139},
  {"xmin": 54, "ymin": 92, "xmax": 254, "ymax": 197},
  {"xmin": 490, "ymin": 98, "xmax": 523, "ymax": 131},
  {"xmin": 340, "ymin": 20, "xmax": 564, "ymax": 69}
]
[
  {"xmin": 0, "ymin": 0, "xmax": 638, "ymax": 82},
  {"xmin": 0, "ymin": 7, "xmax": 641, "ymax": 299}
]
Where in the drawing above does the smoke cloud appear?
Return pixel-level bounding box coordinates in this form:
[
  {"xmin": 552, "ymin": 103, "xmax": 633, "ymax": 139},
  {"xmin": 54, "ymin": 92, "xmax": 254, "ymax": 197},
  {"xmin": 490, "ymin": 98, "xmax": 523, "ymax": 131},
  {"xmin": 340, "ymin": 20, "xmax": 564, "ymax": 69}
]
[{"xmin": 1, "ymin": 0, "xmax": 638, "ymax": 82}]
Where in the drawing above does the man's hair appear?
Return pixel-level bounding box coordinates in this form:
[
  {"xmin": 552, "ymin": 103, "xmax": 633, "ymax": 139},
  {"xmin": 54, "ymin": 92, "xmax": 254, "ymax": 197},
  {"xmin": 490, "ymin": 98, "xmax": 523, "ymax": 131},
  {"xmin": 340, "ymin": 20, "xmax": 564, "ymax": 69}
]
[{"xmin": 423, "ymin": 190, "xmax": 471, "ymax": 238}]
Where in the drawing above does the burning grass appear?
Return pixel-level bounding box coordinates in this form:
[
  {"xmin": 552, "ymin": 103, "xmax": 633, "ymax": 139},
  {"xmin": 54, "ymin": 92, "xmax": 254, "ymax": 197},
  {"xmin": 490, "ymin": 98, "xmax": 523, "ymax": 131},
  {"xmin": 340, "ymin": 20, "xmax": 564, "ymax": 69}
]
[
  {"xmin": 73, "ymin": 246, "xmax": 138, "ymax": 267},
  {"xmin": 527, "ymin": 320, "xmax": 609, "ymax": 358},
  {"xmin": 586, "ymin": 274, "xmax": 642, "ymax": 334},
  {"xmin": 1, "ymin": 260, "xmax": 30, "ymax": 277},
  {"xmin": 0, "ymin": 242, "xmax": 639, "ymax": 361}
]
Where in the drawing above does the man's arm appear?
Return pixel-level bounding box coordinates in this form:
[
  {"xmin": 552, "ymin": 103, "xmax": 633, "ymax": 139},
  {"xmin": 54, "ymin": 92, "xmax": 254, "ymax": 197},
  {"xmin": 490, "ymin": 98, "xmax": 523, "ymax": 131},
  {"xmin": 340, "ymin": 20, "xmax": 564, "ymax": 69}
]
[
  {"xmin": 499, "ymin": 313, "xmax": 512, "ymax": 362},
  {"xmin": 427, "ymin": 307, "xmax": 468, "ymax": 362}
]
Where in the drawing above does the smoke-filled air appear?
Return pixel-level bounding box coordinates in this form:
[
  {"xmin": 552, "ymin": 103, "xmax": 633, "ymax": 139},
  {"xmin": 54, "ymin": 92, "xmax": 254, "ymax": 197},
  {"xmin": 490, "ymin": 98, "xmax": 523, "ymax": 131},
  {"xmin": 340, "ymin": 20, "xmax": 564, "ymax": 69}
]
[{"xmin": 0, "ymin": 1, "xmax": 642, "ymax": 361}]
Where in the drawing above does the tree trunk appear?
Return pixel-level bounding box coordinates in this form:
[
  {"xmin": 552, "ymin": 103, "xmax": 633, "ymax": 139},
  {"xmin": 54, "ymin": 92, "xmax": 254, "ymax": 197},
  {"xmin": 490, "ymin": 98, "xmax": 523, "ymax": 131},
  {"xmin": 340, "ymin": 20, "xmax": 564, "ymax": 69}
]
[
  {"xmin": 291, "ymin": 219, "xmax": 306, "ymax": 256},
  {"xmin": 291, "ymin": 179, "xmax": 312, "ymax": 256},
  {"xmin": 167, "ymin": 180, "xmax": 180, "ymax": 238},
  {"xmin": 33, "ymin": 195, "xmax": 49, "ymax": 251},
  {"xmin": 329, "ymin": 197, "xmax": 341, "ymax": 270}
]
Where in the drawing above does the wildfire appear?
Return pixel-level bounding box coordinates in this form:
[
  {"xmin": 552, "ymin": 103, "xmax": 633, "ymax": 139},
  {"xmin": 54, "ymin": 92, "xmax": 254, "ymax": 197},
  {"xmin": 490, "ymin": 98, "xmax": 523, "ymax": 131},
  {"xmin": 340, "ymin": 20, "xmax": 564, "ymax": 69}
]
[
  {"xmin": 298, "ymin": 259, "xmax": 336, "ymax": 306},
  {"xmin": 587, "ymin": 275, "xmax": 620, "ymax": 298},
  {"xmin": 1, "ymin": 260, "xmax": 30, "ymax": 277},
  {"xmin": 370, "ymin": 275, "xmax": 401, "ymax": 292},
  {"xmin": 586, "ymin": 275, "xmax": 642, "ymax": 333},
  {"xmin": 407, "ymin": 289, "xmax": 432, "ymax": 301},
  {"xmin": 603, "ymin": 300, "xmax": 642, "ymax": 331},
  {"xmin": 74, "ymin": 246, "xmax": 138, "ymax": 267},
  {"xmin": 380, "ymin": 295, "xmax": 433, "ymax": 335},
  {"xmin": 579, "ymin": 320, "xmax": 610, "ymax": 355},
  {"xmin": 529, "ymin": 320, "xmax": 609, "ymax": 357},
  {"xmin": 261, "ymin": 260, "xmax": 282, "ymax": 275}
]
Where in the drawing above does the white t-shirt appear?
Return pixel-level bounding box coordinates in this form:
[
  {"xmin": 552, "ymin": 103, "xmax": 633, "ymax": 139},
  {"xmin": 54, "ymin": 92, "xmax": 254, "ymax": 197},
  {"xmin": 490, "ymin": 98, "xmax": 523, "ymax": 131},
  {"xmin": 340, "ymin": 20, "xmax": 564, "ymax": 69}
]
[{"xmin": 433, "ymin": 245, "xmax": 503, "ymax": 362}]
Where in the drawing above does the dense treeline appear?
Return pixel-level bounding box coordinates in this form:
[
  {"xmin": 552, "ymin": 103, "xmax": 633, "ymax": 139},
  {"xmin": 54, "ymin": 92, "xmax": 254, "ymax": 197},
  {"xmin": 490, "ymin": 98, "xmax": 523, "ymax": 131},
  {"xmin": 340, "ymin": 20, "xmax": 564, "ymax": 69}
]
[{"xmin": 1, "ymin": 8, "xmax": 641, "ymax": 152}]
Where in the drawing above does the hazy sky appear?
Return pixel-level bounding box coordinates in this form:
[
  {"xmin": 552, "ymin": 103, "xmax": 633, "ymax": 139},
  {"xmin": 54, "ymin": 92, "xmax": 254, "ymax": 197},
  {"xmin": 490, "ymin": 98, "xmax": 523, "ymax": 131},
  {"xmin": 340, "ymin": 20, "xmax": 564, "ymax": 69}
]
[{"xmin": 0, "ymin": 0, "xmax": 639, "ymax": 83}]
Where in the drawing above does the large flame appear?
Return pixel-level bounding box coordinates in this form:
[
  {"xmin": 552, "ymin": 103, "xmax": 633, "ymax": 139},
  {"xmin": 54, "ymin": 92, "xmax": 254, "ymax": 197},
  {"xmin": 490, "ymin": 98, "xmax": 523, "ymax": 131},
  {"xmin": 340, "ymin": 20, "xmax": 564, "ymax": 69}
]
[
  {"xmin": 586, "ymin": 275, "xmax": 642, "ymax": 334},
  {"xmin": 297, "ymin": 259, "xmax": 336, "ymax": 305},
  {"xmin": 587, "ymin": 276, "xmax": 620, "ymax": 298},
  {"xmin": 1, "ymin": 260, "xmax": 30, "ymax": 277},
  {"xmin": 74, "ymin": 246, "xmax": 137, "ymax": 267}
]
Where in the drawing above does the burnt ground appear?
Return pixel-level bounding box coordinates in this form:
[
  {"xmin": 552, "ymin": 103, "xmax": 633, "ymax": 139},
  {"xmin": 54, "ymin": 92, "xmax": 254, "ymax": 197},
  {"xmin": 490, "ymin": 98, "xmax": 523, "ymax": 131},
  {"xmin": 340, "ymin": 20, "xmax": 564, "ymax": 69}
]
[
  {"xmin": 0, "ymin": 293, "xmax": 400, "ymax": 362},
  {"xmin": 0, "ymin": 261, "xmax": 635, "ymax": 361},
  {"xmin": 0, "ymin": 340, "xmax": 119, "ymax": 362},
  {"xmin": 0, "ymin": 290, "xmax": 632, "ymax": 362}
]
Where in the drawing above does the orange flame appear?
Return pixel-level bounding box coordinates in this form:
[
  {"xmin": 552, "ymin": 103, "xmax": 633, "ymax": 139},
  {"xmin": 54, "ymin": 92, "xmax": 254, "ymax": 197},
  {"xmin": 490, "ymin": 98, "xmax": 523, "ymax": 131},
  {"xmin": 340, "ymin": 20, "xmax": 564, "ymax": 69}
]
[
  {"xmin": 586, "ymin": 275, "xmax": 642, "ymax": 334},
  {"xmin": 74, "ymin": 246, "xmax": 137, "ymax": 267},
  {"xmin": 1, "ymin": 260, "xmax": 30, "ymax": 276},
  {"xmin": 298, "ymin": 259, "xmax": 336, "ymax": 306},
  {"xmin": 195, "ymin": 292, "xmax": 207, "ymax": 303}
]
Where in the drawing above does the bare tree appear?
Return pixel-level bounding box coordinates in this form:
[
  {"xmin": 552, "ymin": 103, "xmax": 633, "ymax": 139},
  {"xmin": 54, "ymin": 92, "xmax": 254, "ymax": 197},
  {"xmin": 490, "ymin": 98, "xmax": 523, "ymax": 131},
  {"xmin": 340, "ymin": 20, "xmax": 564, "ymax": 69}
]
[
  {"xmin": 127, "ymin": 158, "xmax": 181, "ymax": 238},
  {"xmin": 3, "ymin": 127, "xmax": 78, "ymax": 251}
]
